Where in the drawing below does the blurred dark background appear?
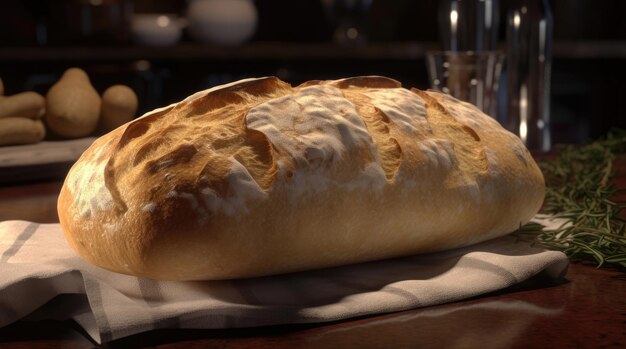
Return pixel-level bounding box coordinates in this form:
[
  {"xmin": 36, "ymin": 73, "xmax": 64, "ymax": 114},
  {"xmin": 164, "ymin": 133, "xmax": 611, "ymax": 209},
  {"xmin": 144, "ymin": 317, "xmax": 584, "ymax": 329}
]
[{"xmin": 1, "ymin": 0, "xmax": 625, "ymax": 144}]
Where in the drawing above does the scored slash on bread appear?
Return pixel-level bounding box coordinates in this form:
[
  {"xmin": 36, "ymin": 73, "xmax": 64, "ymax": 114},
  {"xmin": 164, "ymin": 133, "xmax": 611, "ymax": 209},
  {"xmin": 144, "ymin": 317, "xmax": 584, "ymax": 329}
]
[{"xmin": 58, "ymin": 76, "xmax": 544, "ymax": 281}]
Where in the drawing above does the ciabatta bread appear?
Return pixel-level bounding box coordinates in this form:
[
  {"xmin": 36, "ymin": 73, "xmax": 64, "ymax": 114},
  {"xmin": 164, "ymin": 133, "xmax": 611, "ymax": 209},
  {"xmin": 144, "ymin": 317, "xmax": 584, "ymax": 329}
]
[{"xmin": 58, "ymin": 76, "xmax": 545, "ymax": 280}]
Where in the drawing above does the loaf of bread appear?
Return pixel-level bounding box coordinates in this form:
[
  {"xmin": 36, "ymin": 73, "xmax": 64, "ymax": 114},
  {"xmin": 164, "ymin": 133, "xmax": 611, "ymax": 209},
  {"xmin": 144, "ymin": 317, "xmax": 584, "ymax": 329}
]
[{"xmin": 58, "ymin": 76, "xmax": 545, "ymax": 281}]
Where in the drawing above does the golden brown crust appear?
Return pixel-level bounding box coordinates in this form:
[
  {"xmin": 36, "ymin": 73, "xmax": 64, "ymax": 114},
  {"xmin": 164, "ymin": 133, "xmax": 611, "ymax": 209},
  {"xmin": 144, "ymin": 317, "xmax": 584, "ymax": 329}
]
[{"xmin": 58, "ymin": 76, "xmax": 545, "ymax": 280}]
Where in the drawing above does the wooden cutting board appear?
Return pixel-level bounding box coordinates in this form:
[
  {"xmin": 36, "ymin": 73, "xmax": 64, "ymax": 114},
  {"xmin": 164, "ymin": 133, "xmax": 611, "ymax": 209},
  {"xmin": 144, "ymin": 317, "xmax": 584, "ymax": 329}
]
[{"xmin": 0, "ymin": 138, "xmax": 96, "ymax": 184}]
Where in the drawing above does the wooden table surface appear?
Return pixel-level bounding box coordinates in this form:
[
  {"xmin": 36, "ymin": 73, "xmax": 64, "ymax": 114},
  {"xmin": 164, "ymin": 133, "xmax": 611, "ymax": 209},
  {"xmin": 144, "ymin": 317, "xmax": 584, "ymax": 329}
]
[{"xmin": 0, "ymin": 181, "xmax": 625, "ymax": 349}]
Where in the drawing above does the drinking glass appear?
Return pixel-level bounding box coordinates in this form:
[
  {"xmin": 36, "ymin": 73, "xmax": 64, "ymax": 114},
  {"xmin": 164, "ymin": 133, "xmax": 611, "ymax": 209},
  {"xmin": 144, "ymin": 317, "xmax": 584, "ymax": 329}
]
[{"xmin": 426, "ymin": 50, "xmax": 504, "ymax": 118}]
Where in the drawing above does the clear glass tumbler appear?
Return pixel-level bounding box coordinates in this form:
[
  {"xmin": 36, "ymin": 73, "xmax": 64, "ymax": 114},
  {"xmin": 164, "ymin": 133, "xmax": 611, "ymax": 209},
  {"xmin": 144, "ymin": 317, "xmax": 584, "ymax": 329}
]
[{"xmin": 426, "ymin": 50, "xmax": 505, "ymax": 118}]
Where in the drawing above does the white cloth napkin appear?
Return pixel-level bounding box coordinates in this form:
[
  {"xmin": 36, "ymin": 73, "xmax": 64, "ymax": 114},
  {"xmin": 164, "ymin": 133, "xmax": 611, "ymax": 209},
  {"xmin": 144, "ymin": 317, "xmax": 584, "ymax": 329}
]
[{"xmin": 0, "ymin": 220, "xmax": 568, "ymax": 344}]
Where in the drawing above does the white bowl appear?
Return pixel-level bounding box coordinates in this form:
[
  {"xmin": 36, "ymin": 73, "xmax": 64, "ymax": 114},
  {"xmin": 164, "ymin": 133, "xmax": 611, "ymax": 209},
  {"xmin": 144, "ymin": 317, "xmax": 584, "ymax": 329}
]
[
  {"xmin": 187, "ymin": 0, "xmax": 257, "ymax": 46},
  {"xmin": 132, "ymin": 14, "xmax": 185, "ymax": 47}
]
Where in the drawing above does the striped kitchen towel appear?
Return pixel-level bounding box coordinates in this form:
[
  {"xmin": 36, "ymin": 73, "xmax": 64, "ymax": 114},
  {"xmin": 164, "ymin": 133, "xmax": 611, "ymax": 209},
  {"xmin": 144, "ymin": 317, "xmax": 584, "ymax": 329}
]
[{"xmin": 0, "ymin": 220, "xmax": 568, "ymax": 344}]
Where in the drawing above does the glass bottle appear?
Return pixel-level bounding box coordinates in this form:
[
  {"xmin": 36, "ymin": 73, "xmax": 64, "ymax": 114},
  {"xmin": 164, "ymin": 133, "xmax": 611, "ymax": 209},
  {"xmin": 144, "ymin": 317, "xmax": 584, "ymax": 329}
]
[
  {"xmin": 505, "ymin": 0, "xmax": 553, "ymax": 153},
  {"xmin": 437, "ymin": 0, "xmax": 500, "ymax": 52}
]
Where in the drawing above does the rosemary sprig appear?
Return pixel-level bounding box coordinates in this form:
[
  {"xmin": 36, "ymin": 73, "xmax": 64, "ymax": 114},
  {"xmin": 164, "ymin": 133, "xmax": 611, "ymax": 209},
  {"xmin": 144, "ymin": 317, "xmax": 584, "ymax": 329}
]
[{"xmin": 516, "ymin": 130, "xmax": 626, "ymax": 270}]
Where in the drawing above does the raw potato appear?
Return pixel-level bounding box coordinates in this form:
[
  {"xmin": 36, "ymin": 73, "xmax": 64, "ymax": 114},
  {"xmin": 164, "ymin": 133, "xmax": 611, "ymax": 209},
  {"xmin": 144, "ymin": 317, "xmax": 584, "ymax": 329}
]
[
  {"xmin": 46, "ymin": 68, "xmax": 101, "ymax": 138},
  {"xmin": 0, "ymin": 117, "xmax": 46, "ymax": 146},
  {"xmin": 0, "ymin": 91, "xmax": 46, "ymax": 119},
  {"xmin": 101, "ymin": 85, "xmax": 138, "ymax": 131}
]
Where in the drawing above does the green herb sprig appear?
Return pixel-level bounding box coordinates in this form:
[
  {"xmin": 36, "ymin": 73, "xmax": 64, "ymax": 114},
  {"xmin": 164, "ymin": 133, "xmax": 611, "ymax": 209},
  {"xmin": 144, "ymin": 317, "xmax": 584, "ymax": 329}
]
[{"xmin": 515, "ymin": 130, "xmax": 626, "ymax": 269}]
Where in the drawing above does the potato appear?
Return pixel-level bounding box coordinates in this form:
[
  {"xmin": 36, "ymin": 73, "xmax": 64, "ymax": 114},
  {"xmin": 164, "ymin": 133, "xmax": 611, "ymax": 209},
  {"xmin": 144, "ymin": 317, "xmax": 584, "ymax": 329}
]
[
  {"xmin": 0, "ymin": 117, "xmax": 46, "ymax": 146},
  {"xmin": 0, "ymin": 91, "xmax": 46, "ymax": 119},
  {"xmin": 45, "ymin": 68, "xmax": 101, "ymax": 138},
  {"xmin": 100, "ymin": 84, "xmax": 138, "ymax": 131}
]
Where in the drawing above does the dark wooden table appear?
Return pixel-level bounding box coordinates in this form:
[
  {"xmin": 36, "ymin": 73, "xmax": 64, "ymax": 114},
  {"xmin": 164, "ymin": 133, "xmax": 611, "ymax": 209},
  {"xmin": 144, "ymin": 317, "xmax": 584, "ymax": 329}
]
[{"xmin": 0, "ymin": 181, "xmax": 625, "ymax": 349}]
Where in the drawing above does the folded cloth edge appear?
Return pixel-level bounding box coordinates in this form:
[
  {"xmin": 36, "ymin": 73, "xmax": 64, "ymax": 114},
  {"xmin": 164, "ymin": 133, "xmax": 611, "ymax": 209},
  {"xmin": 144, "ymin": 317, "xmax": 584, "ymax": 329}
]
[{"xmin": 0, "ymin": 220, "xmax": 570, "ymax": 344}]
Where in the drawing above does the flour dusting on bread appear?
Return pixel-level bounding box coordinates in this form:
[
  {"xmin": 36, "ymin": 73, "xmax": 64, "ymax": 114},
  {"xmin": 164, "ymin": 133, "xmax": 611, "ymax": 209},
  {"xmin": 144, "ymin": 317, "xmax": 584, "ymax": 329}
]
[
  {"xmin": 364, "ymin": 88, "xmax": 429, "ymax": 135},
  {"xmin": 68, "ymin": 136, "xmax": 115, "ymax": 218}
]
